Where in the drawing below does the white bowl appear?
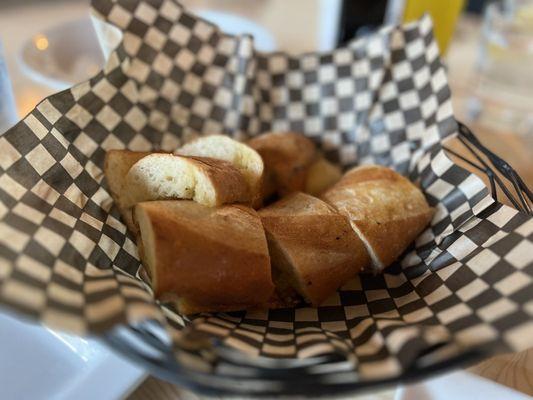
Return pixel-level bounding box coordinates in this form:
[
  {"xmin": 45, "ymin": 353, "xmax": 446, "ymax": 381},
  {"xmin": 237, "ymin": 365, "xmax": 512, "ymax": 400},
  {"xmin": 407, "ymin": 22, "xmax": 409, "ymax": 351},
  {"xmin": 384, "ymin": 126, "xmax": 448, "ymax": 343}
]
[
  {"xmin": 20, "ymin": 17, "xmax": 105, "ymax": 90},
  {"xmin": 0, "ymin": 310, "xmax": 146, "ymax": 400}
]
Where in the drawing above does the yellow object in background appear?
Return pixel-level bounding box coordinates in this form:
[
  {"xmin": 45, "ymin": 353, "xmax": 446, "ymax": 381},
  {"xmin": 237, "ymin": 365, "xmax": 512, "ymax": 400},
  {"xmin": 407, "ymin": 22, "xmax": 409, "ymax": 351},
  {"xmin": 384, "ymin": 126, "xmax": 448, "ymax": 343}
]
[{"xmin": 402, "ymin": 0, "xmax": 465, "ymax": 54}]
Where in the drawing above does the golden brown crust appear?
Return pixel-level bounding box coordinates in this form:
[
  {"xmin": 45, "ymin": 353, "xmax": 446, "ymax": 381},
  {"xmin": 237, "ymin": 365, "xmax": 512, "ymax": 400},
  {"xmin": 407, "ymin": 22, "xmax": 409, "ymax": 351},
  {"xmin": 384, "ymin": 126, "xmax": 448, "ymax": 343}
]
[
  {"xmin": 322, "ymin": 165, "xmax": 434, "ymax": 271},
  {"xmin": 187, "ymin": 156, "xmax": 251, "ymax": 206},
  {"xmin": 135, "ymin": 201, "xmax": 274, "ymax": 312},
  {"xmin": 259, "ymin": 192, "xmax": 370, "ymax": 306},
  {"xmin": 250, "ymin": 175, "xmax": 265, "ymax": 209},
  {"xmin": 124, "ymin": 154, "xmax": 251, "ymax": 209},
  {"xmin": 104, "ymin": 150, "xmax": 153, "ymax": 232},
  {"xmin": 305, "ymin": 157, "xmax": 343, "ymax": 196},
  {"xmin": 176, "ymin": 135, "xmax": 265, "ymax": 209},
  {"xmin": 248, "ymin": 132, "xmax": 317, "ymax": 199}
]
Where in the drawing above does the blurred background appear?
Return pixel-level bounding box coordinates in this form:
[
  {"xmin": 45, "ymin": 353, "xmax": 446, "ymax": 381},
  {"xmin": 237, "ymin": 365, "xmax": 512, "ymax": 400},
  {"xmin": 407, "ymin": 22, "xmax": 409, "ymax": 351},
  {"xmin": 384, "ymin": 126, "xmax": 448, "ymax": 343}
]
[{"xmin": 1, "ymin": 0, "xmax": 531, "ymax": 196}]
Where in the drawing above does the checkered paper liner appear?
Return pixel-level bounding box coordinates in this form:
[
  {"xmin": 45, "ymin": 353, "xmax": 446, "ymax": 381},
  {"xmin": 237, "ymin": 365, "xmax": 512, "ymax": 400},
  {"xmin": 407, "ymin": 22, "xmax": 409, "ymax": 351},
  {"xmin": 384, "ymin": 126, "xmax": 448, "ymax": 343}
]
[{"xmin": 0, "ymin": 0, "xmax": 531, "ymax": 396}]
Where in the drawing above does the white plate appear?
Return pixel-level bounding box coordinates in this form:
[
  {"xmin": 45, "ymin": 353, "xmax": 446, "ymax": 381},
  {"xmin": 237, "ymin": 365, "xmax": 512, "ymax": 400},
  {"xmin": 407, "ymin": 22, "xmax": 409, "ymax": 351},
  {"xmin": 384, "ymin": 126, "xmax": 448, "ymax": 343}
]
[
  {"xmin": 20, "ymin": 17, "xmax": 105, "ymax": 90},
  {"xmin": 0, "ymin": 310, "xmax": 147, "ymax": 400}
]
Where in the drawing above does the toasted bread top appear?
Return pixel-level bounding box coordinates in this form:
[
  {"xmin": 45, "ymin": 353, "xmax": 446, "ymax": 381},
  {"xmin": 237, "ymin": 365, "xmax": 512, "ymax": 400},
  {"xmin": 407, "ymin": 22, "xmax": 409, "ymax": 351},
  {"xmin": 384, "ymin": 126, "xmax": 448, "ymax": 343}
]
[
  {"xmin": 248, "ymin": 132, "xmax": 317, "ymax": 197},
  {"xmin": 259, "ymin": 192, "xmax": 370, "ymax": 305},
  {"xmin": 177, "ymin": 134, "xmax": 264, "ymax": 202},
  {"xmin": 322, "ymin": 165, "xmax": 433, "ymax": 270},
  {"xmin": 104, "ymin": 149, "xmax": 154, "ymax": 232}
]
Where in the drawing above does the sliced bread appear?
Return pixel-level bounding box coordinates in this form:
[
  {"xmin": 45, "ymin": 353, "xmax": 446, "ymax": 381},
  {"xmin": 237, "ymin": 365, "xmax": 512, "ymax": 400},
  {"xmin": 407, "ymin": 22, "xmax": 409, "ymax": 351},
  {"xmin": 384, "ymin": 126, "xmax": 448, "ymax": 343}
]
[
  {"xmin": 259, "ymin": 192, "xmax": 370, "ymax": 306},
  {"xmin": 134, "ymin": 200, "xmax": 274, "ymax": 314},
  {"xmin": 176, "ymin": 135, "xmax": 265, "ymax": 208},
  {"xmin": 305, "ymin": 157, "xmax": 343, "ymax": 196},
  {"xmin": 247, "ymin": 132, "xmax": 317, "ymax": 200},
  {"xmin": 123, "ymin": 154, "xmax": 251, "ymax": 209},
  {"xmin": 322, "ymin": 165, "xmax": 434, "ymax": 272}
]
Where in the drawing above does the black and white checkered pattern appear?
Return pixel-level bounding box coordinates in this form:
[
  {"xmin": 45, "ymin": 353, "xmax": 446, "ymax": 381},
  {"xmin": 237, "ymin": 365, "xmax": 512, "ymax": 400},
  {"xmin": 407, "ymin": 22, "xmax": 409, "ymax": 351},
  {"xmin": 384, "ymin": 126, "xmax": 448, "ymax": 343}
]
[{"xmin": 0, "ymin": 0, "xmax": 531, "ymax": 395}]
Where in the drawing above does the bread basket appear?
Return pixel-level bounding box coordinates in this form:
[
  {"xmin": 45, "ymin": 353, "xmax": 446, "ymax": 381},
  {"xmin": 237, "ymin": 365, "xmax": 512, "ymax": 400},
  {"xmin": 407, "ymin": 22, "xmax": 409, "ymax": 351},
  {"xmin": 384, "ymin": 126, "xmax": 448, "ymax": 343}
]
[{"xmin": 0, "ymin": 0, "xmax": 531, "ymax": 396}]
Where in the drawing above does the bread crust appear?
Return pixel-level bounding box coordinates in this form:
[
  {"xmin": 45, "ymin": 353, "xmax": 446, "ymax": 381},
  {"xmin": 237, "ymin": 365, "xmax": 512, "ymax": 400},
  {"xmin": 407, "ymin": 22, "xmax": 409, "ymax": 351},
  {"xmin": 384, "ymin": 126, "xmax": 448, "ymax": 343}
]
[
  {"xmin": 188, "ymin": 156, "xmax": 252, "ymax": 205},
  {"xmin": 104, "ymin": 150, "xmax": 153, "ymax": 232},
  {"xmin": 259, "ymin": 192, "xmax": 370, "ymax": 305},
  {"xmin": 177, "ymin": 135, "xmax": 265, "ymax": 208},
  {"xmin": 248, "ymin": 132, "xmax": 317, "ymax": 199},
  {"xmin": 305, "ymin": 157, "xmax": 343, "ymax": 196},
  {"xmin": 322, "ymin": 165, "xmax": 434, "ymax": 271},
  {"xmin": 124, "ymin": 154, "xmax": 251, "ymax": 208},
  {"xmin": 135, "ymin": 201, "xmax": 274, "ymax": 313}
]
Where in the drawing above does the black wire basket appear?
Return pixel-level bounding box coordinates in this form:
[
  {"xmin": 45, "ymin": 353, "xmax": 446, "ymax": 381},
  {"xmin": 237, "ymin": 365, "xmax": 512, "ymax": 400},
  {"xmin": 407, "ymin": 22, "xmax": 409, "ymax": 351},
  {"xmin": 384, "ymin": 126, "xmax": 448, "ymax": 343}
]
[
  {"xmin": 445, "ymin": 122, "xmax": 532, "ymax": 215},
  {"xmin": 100, "ymin": 121, "xmax": 531, "ymax": 397}
]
